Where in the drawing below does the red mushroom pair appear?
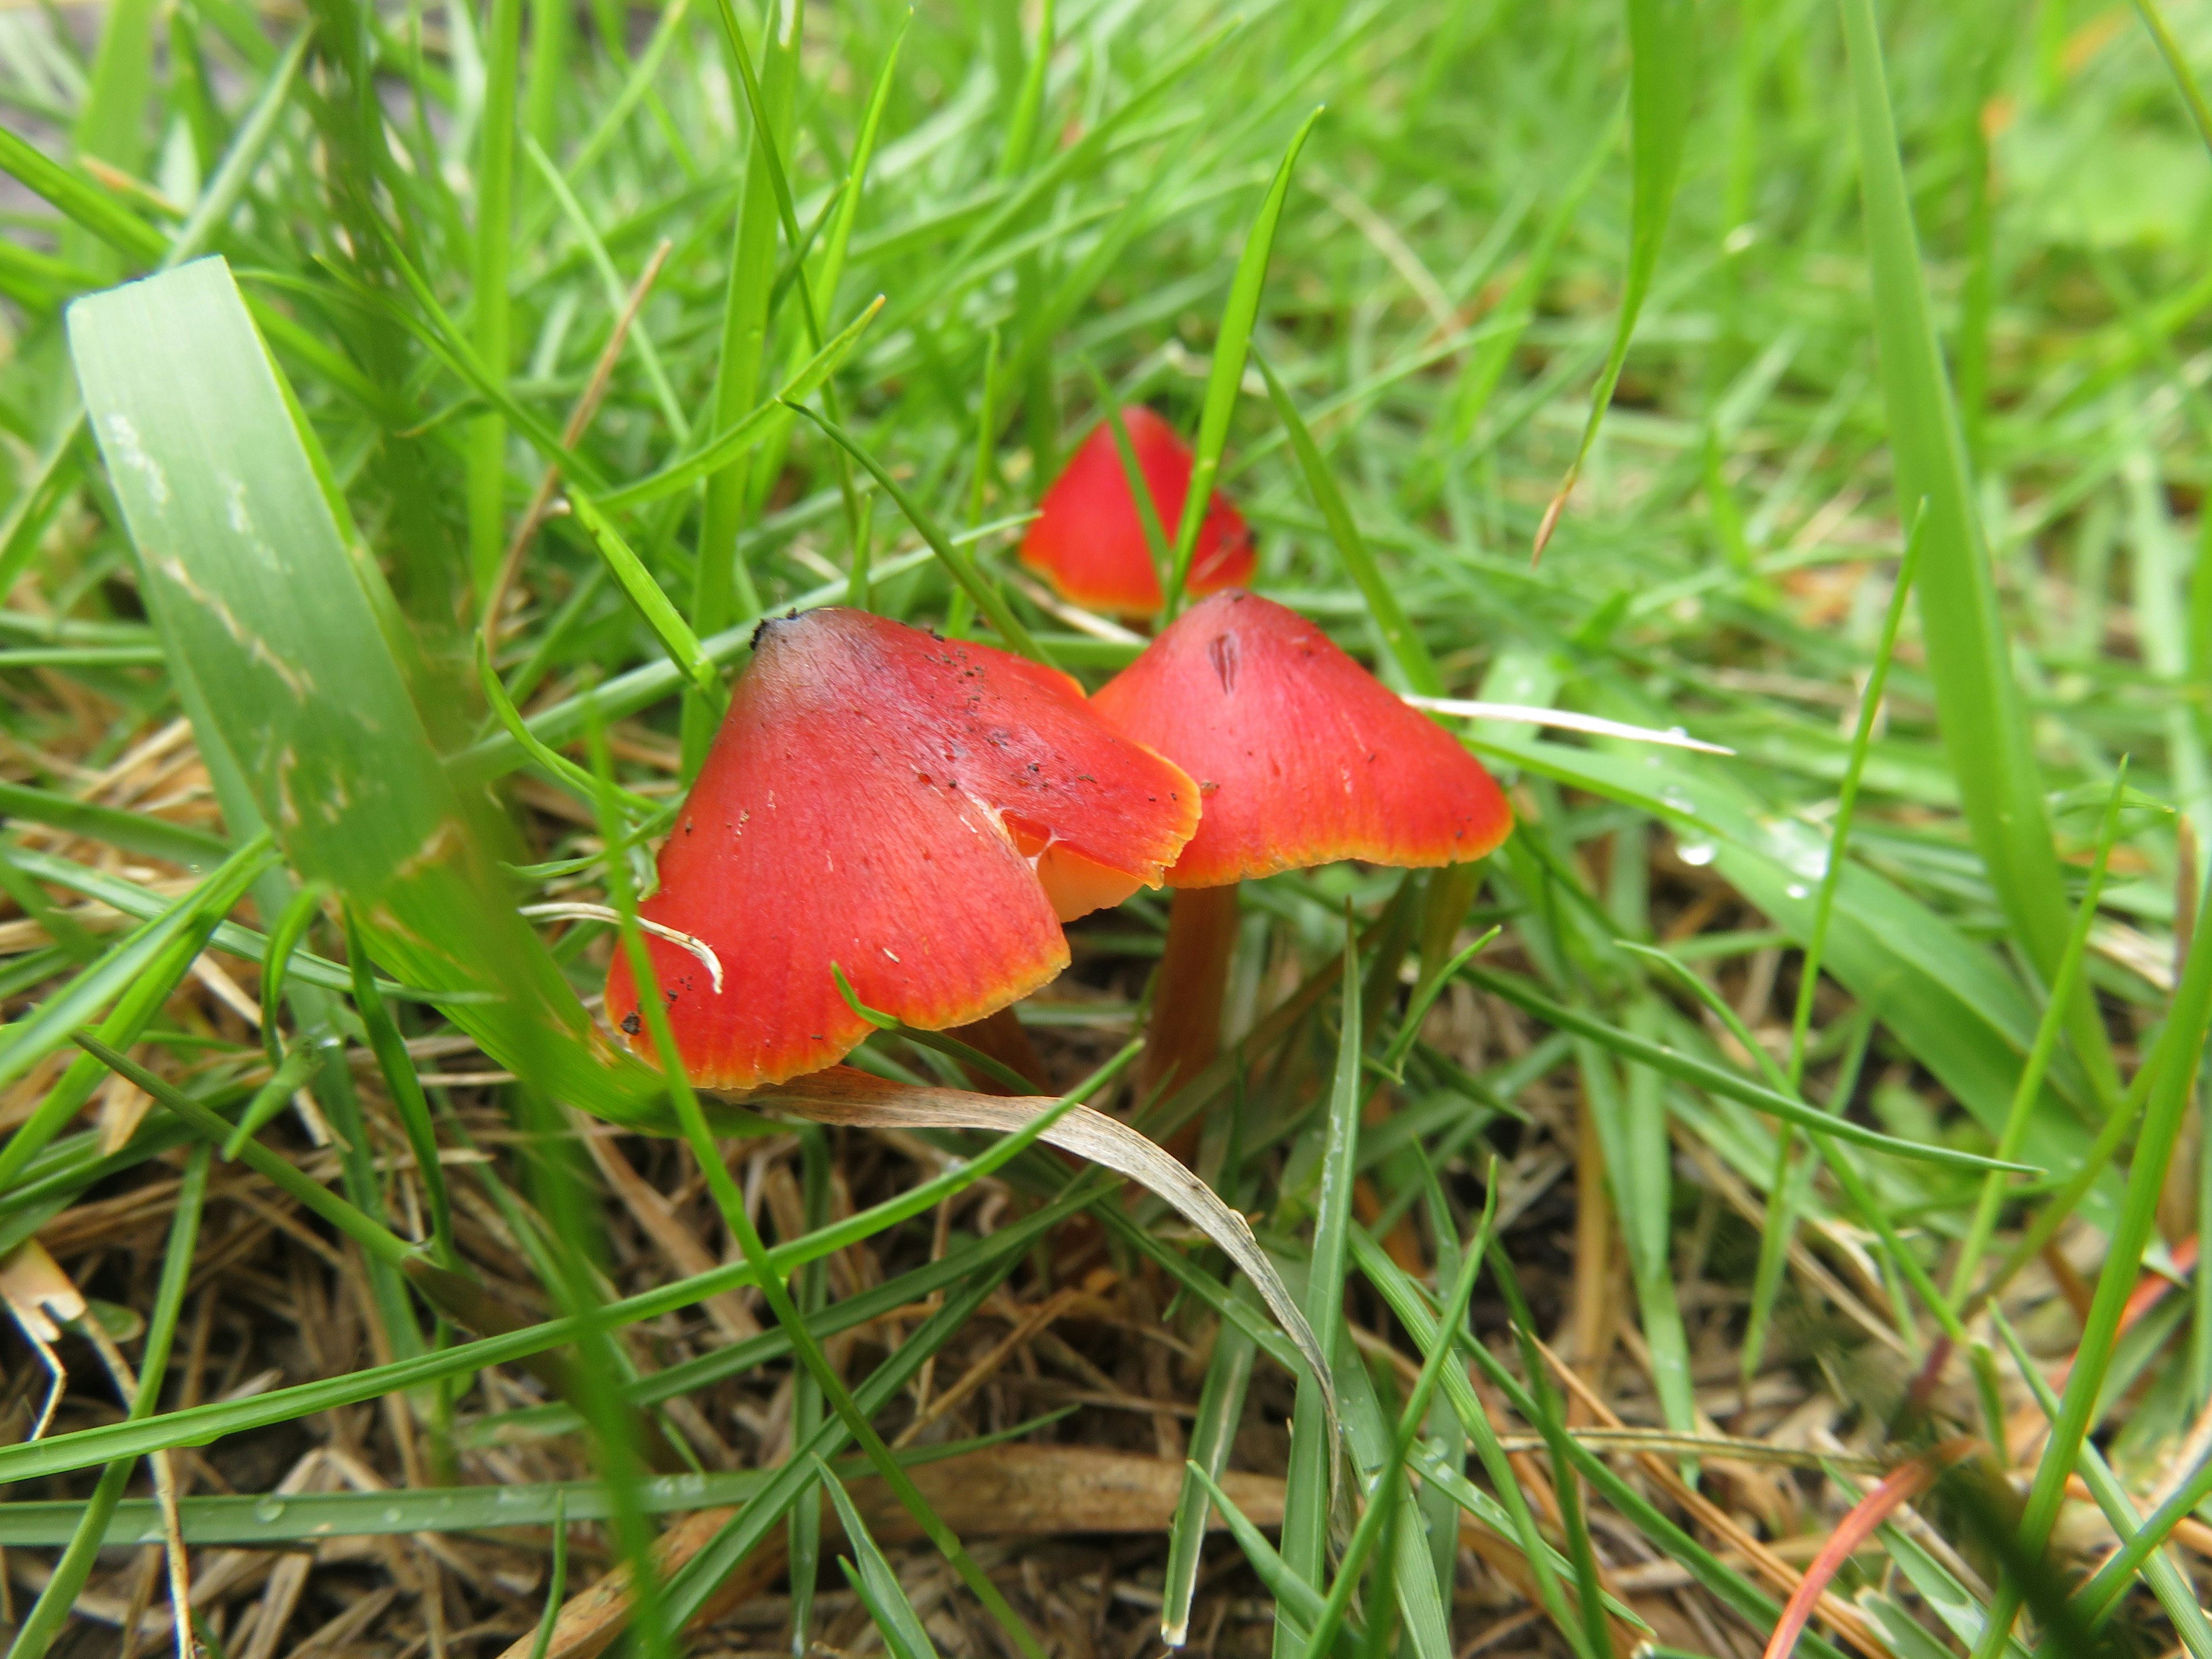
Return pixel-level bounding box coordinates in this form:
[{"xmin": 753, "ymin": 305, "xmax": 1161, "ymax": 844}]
[{"xmin": 608, "ymin": 593, "xmax": 1511, "ymax": 1115}]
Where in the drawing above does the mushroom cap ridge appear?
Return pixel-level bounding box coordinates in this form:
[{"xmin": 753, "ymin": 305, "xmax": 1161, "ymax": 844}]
[
  {"xmin": 606, "ymin": 608, "xmax": 1200, "ymax": 1089},
  {"xmin": 1089, "ymin": 590, "xmax": 1512, "ymax": 888},
  {"xmin": 1017, "ymin": 407, "xmax": 1255, "ymax": 618}
]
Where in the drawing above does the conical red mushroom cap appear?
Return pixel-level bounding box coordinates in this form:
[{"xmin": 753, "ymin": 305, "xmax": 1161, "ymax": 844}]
[
  {"xmin": 1018, "ymin": 407, "xmax": 1255, "ymax": 618},
  {"xmin": 606, "ymin": 609, "xmax": 1199, "ymax": 1089},
  {"xmin": 1090, "ymin": 590, "xmax": 1512, "ymax": 888}
]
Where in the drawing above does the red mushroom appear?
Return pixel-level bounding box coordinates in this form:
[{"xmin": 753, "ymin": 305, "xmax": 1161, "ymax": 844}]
[
  {"xmin": 606, "ymin": 609, "xmax": 1199, "ymax": 1090},
  {"xmin": 1018, "ymin": 407, "xmax": 1255, "ymax": 619},
  {"xmin": 1090, "ymin": 590, "xmax": 1513, "ymax": 1102}
]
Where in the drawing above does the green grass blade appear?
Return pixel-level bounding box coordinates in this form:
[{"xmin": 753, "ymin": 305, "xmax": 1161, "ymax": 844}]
[
  {"xmin": 1274, "ymin": 913, "xmax": 1361, "ymax": 1659},
  {"xmin": 1735, "ymin": 513, "xmax": 1924, "ymax": 1376},
  {"xmin": 0, "ymin": 835, "xmax": 274, "ymax": 1185},
  {"xmin": 1164, "ymin": 106, "xmax": 1324, "ymax": 616},
  {"xmin": 342, "ymin": 904, "xmax": 455, "ymax": 1266},
  {"xmin": 2130, "ymin": 0, "xmax": 2212, "ymax": 157},
  {"xmin": 1989, "ymin": 1309, "xmax": 2212, "ymax": 1659},
  {"xmin": 563, "ymin": 487, "xmax": 717, "ymax": 691},
  {"xmin": 688, "ymin": 0, "xmax": 805, "ymax": 769},
  {"xmin": 1839, "ymin": 0, "xmax": 2119, "ymax": 1107},
  {"xmin": 1350, "ymin": 1229, "xmax": 1850, "ymax": 1659},
  {"xmin": 816, "ymin": 1455, "xmax": 943, "ymax": 1659},
  {"xmin": 74, "ymin": 1032, "xmax": 418, "ymax": 1269},
  {"xmin": 0, "ymin": 779, "xmax": 227, "ymax": 867},
  {"xmin": 1983, "ymin": 872, "xmax": 2212, "ymax": 1659},
  {"xmin": 1256, "ymin": 352, "xmax": 1441, "ymax": 695},
  {"xmin": 1464, "ymin": 964, "xmax": 2027, "ymax": 1173},
  {"xmin": 469, "ymin": 0, "xmax": 524, "ymax": 597},
  {"xmin": 1949, "ymin": 770, "xmax": 2128, "ymax": 1309},
  {"xmin": 784, "ymin": 399, "xmax": 1050, "ymax": 663},
  {"xmin": 1301, "ymin": 1199, "xmax": 1494, "ymax": 1659},
  {"xmin": 1533, "ymin": 0, "xmax": 1692, "ymax": 555},
  {"xmin": 1187, "ymin": 1466, "xmax": 1362, "ymax": 1658},
  {"xmin": 1161, "ymin": 1282, "xmax": 1260, "ymax": 1646},
  {"xmin": 598, "ymin": 725, "xmax": 1053, "ymax": 1659},
  {"xmin": 0, "ymin": 125, "xmax": 165, "ymax": 266},
  {"xmin": 599, "ymin": 297, "xmax": 883, "ymax": 512}
]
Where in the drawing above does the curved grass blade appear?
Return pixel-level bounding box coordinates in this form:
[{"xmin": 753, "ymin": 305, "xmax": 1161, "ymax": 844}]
[{"xmin": 1164, "ymin": 107, "xmax": 1323, "ymax": 616}]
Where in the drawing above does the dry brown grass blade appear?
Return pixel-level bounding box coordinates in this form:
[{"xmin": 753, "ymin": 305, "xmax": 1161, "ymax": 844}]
[
  {"xmin": 749, "ymin": 1067, "xmax": 1339, "ymax": 1441},
  {"xmin": 495, "ymin": 1445, "xmax": 1288, "ymax": 1659}
]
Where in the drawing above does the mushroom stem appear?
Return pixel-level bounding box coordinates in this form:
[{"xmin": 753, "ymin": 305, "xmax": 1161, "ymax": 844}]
[
  {"xmin": 948, "ymin": 1006, "xmax": 1051, "ymax": 1094},
  {"xmin": 1140, "ymin": 885, "xmax": 1243, "ymax": 1128}
]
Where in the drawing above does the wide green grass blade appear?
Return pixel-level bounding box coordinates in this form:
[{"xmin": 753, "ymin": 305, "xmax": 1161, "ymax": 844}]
[
  {"xmin": 1838, "ymin": 0, "xmax": 2119, "ymax": 1107},
  {"xmin": 1165, "ymin": 106, "xmax": 1323, "ymax": 616},
  {"xmin": 67, "ymin": 257, "xmax": 667, "ymax": 1128}
]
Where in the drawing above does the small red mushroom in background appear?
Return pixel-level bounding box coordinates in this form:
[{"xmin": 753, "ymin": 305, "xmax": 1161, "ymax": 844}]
[
  {"xmin": 1018, "ymin": 407, "xmax": 1255, "ymax": 619},
  {"xmin": 1090, "ymin": 589, "xmax": 1513, "ymax": 1107},
  {"xmin": 605, "ymin": 608, "xmax": 1199, "ymax": 1092}
]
